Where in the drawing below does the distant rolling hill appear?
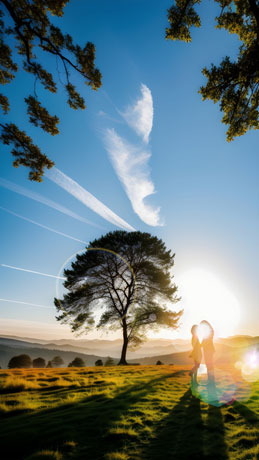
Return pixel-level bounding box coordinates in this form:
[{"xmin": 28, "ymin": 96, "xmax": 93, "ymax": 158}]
[
  {"xmin": 0, "ymin": 335, "xmax": 189, "ymax": 358},
  {"xmin": 0, "ymin": 337, "xmax": 97, "ymax": 356},
  {"xmin": 0, "ymin": 335, "xmax": 258, "ymax": 368},
  {"xmin": 128, "ymin": 350, "xmax": 192, "ymax": 365},
  {"xmin": 217, "ymin": 335, "xmax": 259, "ymax": 348},
  {"xmin": 128, "ymin": 342, "xmax": 259, "ymax": 366}
]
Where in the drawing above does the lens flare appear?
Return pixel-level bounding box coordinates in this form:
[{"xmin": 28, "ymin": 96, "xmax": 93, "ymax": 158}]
[
  {"xmin": 239, "ymin": 349, "xmax": 259, "ymax": 382},
  {"xmin": 197, "ymin": 323, "xmax": 211, "ymax": 341},
  {"xmin": 193, "ymin": 368, "xmax": 237, "ymax": 407},
  {"xmin": 248, "ymin": 350, "xmax": 258, "ymax": 368},
  {"xmin": 197, "ymin": 364, "xmax": 207, "ymax": 376}
]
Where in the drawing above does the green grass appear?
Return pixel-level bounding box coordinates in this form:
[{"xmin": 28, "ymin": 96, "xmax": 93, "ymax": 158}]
[{"xmin": 0, "ymin": 365, "xmax": 258, "ymax": 460}]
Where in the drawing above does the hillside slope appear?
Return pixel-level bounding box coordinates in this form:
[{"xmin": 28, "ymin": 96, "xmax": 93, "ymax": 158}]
[
  {"xmin": 128, "ymin": 343, "xmax": 256, "ymax": 365},
  {"xmin": 0, "ymin": 365, "xmax": 258, "ymax": 460}
]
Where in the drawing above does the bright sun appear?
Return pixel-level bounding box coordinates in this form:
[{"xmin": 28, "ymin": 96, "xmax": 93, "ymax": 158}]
[{"xmin": 175, "ymin": 268, "xmax": 241, "ymax": 338}]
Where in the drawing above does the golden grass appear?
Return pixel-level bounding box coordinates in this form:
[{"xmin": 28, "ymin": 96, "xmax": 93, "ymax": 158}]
[{"xmin": 0, "ymin": 365, "xmax": 258, "ymax": 460}]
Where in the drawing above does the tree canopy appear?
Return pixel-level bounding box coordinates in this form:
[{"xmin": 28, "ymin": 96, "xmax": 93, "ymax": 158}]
[
  {"xmin": 0, "ymin": 0, "xmax": 102, "ymax": 181},
  {"xmin": 32, "ymin": 357, "xmax": 46, "ymax": 368},
  {"xmin": 104, "ymin": 356, "xmax": 115, "ymax": 366},
  {"xmin": 8, "ymin": 353, "xmax": 32, "ymax": 368},
  {"xmin": 54, "ymin": 230, "xmax": 182, "ymax": 365},
  {"xmin": 51, "ymin": 355, "xmax": 64, "ymax": 367},
  {"xmin": 166, "ymin": 0, "xmax": 259, "ymax": 141},
  {"xmin": 68, "ymin": 357, "xmax": 85, "ymax": 367}
]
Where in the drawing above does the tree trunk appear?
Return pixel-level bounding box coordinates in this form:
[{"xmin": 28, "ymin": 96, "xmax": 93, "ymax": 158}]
[{"xmin": 118, "ymin": 318, "xmax": 128, "ymax": 365}]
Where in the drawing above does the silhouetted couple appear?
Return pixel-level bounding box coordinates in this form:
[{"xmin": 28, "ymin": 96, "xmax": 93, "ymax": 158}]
[{"xmin": 190, "ymin": 320, "xmax": 215, "ymax": 388}]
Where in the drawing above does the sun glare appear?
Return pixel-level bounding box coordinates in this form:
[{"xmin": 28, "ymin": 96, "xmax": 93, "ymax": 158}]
[{"xmin": 176, "ymin": 268, "xmax": 241, "ymax": 338}]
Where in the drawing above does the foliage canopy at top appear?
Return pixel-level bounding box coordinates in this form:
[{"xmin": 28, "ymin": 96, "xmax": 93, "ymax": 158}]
[
  {"xmin": 0, "ymin": 0, "xmax": 101, "ymax": 181},
  {"xmin": 166, "ymin": 0, "xmax": 259, "ymax": 141}
]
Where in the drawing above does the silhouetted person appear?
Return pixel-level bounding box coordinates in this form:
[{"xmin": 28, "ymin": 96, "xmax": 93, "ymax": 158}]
[
  {"xmin": 189, "ymin": 324, "xmax": 202, "ymax": 388},
  {"xmin": 200, "ymin": 320, "xmax": 215, "ymax": 381},
  {"xmin": 200, "ymin": 320, "xmax": 218, "ymax": 403}
]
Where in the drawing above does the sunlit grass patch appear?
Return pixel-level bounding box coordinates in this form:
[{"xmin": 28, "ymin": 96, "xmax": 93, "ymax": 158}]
[
  {"xmin": 105, "ymin": 452, "xmax": 130, "ymax": 460},
  {"xmin": 0, "ymin": 376, "xmax": 41, "ymax": 393},
  {"xmin": 107, "ymin": 426, "xmax": 138, "ymax": 439},
  {"xmin": 0, "ymin": 395, "xmax": 40, "ymax": 415}
]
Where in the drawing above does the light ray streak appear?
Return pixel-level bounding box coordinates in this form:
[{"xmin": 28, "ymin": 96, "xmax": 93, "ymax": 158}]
[
  {"xmin": 0, "ymin": 298, "xmax": 54, "ymax": 309},
  {"xmin": 0, "ymin": 206, "xmax": 88, "ymax": 245},
  {"xmin": 1, "ymin": 264, "xmax": 66, "ymax": 280},
  {"xmin": 0, "ymin": 177, "xmax": 103, "ymax": 229}
]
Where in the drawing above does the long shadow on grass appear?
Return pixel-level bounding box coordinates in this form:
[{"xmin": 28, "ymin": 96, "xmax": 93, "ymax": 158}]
[
  {"xmin": 143, "ymin": 390, "xmax": 228, "ymax": 460},
  {"xmin": 230, "ymin": 401, "xmax": 259, "ymax": 425},
  {"xmin": 205, "ymin": 405, "xmax": 228, "ymax": 460},
  {"xmin": 0, "ymin": 371, "xmax": 186, "ymax": 460}
]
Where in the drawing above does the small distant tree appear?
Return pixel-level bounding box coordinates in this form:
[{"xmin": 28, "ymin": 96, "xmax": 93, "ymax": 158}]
[
  {"xmin": 32, "ymin": 357, "xmax": 46, "ymax": 368},
  {"xmin": 46, "ymin": 360, "xmax": 52, "ymax": 368},
  {"xmin": 8, "ymin": 354, "xmax": 32, "ymax": 368},
  {"xmin": 68, "ymin": 357, "xmax": 85, "ymax": 367},
  {"xmin": 51, "ymin": 356, "xmax": 64, "ymax": 367},
  {"xmin": 95, "ymin": 359, "xmax": 103, "ymax": 366},
  {"xmin": 156, "ymin": 360, "xmax": 163, "ymax": 365},
  {"xmin": 104, "ymin": 356, "xmax": 115, "ymax": 366}
]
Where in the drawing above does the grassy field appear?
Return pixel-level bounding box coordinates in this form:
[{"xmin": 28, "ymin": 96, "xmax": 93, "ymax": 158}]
[{"xmin": 0, "ymin": 365, "xmax": 258, "ymax": 460}]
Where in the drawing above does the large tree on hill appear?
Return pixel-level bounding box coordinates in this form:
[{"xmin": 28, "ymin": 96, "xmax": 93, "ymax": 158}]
[
  {"xmin": 166, "ymin": 0, "xmax": 259, "ymax": 141},
  {"xmin": 0, "ymin": 0, "xmax": 102, "ymax": 181},
  {"xmin": 54, "ymin": 231, "xmax": 182, "ymax": 365}
]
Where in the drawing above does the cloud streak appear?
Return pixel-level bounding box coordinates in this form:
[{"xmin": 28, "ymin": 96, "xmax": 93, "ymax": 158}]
[
  {"xmin": 104, "ymin": 129, "xmax": 163, "ymax": 226},
  {"xmin": 0, "ymin": 299, "xmax": 54, "ymax": 309},
  {"xmin": 0, "ymin": 206, "xmax": 88, "ymax": 245},
  {"xmin": 1, "ymin": 264, "xmax": 65, "ymax": 280},
  {"xmin": 46, "ymin": 167, "xmax": 135, "ymax": 231},
  {"xmin": 121, "ymin": 83, "xmax": 153, "ymax": 143},
  {"xmin": 0, "ymin": 178, "xmax": 102, "ymax": 228}
]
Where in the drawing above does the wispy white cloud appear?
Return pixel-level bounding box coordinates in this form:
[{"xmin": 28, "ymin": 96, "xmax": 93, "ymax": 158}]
[
  {"xmin": 0, "ymin": 178, "xmax": 102, "ymax": 228},
  {"xmin": 46, "ymin": 167, "xmax": 135, "ymax": 231},
  {"xmin": 0, "ymin": 206, "xmax": 88, "ymax": 245},
  {"xmin": 104, "ymin": 129, "xmax": 163, "ymax": 227},
  {"xmin": 1, "ymin": 264, "xmax": 65, "ymax": 280},
  {"xmin": 121, "ymin": 83, "xmax": 153, "ymax": 143}
]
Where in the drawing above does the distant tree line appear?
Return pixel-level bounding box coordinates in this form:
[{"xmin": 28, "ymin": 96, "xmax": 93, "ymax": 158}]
[
  {"xmin": 6, "ymin": 354, "xmax": 120, "ymax": 368},
  {"xmin": 5, "ymin": 354, "xmax": 169, "ymax": 368},
  {"xmin": 7, "ymin": 354, "xmax": 66, "ymax": 369}
]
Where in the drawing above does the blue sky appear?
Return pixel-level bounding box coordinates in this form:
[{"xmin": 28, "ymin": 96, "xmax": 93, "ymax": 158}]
[{"xmin": 0, "ymin": 0, "xmax": 258, "ymax": 340}]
